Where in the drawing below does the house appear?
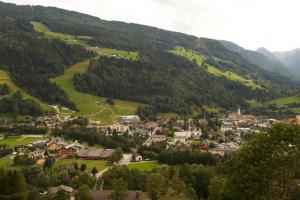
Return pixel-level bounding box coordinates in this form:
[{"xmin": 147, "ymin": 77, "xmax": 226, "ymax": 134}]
[
  {"xmin": 174, "ymin": 131, "xmax": 189, "ymax": 143},
  {"xmin": 118, "ymin": 115, "xmax": 140, "ymax": 124},
  {"xmin": 57, "ymin": 146, "xmax": 77, "ymax": 158},
  {"xmin": 77, "ymin": 147, "xmax": 104, "ymax": 160},
  {"xmin": 100, "ymin": 149, "xmax": 115, "ymax": 159},
  {"xmin": 29, "ymin": 149, "xmax": 45, "ymax": 159},
  {"xmin": 134, "ymin": 154, "xmax": 143, "ymax": 162},
  {"xmin": 77, "ymin": 148, "xmax": 115, "ymax": 160},
  {"xmin": 47, "ymin": 137, "xmax": 68, "ymax": 151},
  {"xmin": 109, "ymin": 124, "xmax": 129, "ymax": 133},
  {"xmin": 174, "ymin": 130, "xmax": 201, "ymax": 143},
  {"xmin": 29, "ymin": 139, "xmax": 48, "ymax": 148},
  {"xmin": 209, "ymin": 142, "xmax": 239, "ymax": 156},
  {"xmin": 150, "ymin": 135, "xmax": 167, "ymax": 143},
  {"xmin": 48, "ymin": 185, "xmax": 74, "ymax": 199},
  {"xmin": 90, "ymin": 190, "xmax": 146, "ymax": 200},
  {"xmin": 87, "ymin": 121, "xmax": 102, "ymax": 130}
]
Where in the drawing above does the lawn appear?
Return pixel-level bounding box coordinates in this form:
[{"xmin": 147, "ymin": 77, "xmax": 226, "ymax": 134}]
[
  {"xmin": 0, "ymin": 136, "xmax": 43, "ymax": 147},
  {"xmin": 31, "ymin": 22, "xmax": 91, "ymax": 46},
  {"xmin": 127, "ymin": 161, "xmax": 162, "ymax": 171},
  {"xmin": 55, "ymin": 159, "xmax": 108, "ymax": 171},
  {"xmin": 168, "ymin": 46, "xmax": 262, "ymax": 90},
  {"xmin": 0, "ymin": 70, "xmax": 52, "ymax": 111},
  {"xmin": 51, "ymin": 59, "xmax": 144, "ymax": 124}
]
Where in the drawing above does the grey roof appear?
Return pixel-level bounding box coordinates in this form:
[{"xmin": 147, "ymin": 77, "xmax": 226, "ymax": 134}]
[
  {"xmin": 48, "ymin": 185, "xmax": 73, "ymax": 195},
  {"xmin": 77, "ymin": 148, "xmax": 104, "ymax": 158}
]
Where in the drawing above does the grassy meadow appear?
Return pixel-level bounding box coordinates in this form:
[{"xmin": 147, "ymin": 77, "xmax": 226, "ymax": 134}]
[
  {"xmin": 267, "ymin": 95, "xmax": 300, "ymax": 105},
  {"xmin": 169, "ymin": 46, "xmax": 262, "ymax": 90},
  {"xmin": 51, "ymin": 58, "xmax": 144, "ymax": 124},
  {"xmin": 31, "ymin": 22, "xmax": 91, "ymax": 46},
  {"xmin": 0, "ymin": 136, "xmax": 43, "ymax": 147},
  {"xmin": 127, "ymin": 161, "xmax": 162, "ymax": 171}
]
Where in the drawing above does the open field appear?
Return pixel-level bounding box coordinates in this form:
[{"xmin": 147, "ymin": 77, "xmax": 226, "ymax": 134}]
[
  {"xmin": 157, "ymin": 113, "xmax": 179, "ymax": 119},
  {"xmin": 169, "ymin": 46, "xmax": 262, "ymax": 90},
  {"xmin": 127, "ymin": 161, "xmax": 162, "ymax": 171},
  {"xmin": 0, "ymin": 156, "xmax": 18, "ymax": 169},
  {"xmin": 0, "ymin": 136, "xmax": 43, "ymax": 147},
  {"xmin": 31, "ymin": 22, "xmax": 91, "ymax": 46},
  {"xmin": 97, "ymin": 48, "xmax": 139, "ymax": 61},
  {"xmin": 52, "ymin": 59, "xmax": 144, "ymax": 124},
  {"xmin": 0, "ymin": 70, "xmax": 52, "ymax": 111},
  {"xmin": 267, "ymin": 95, "xmax": 300, "ymax": 105},
  {"xmin": 55, "ymin": 159, "xmax": 108, "ymax": 171}
]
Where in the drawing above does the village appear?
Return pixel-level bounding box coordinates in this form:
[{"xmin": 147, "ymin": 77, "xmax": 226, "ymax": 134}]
[
  {"xmin": 1, "ymin": 107, "xmax": 300, "ymax": 199},
  {"xmin": 0, "ymin": 108, "xmax": 285, "ymax": 162}
]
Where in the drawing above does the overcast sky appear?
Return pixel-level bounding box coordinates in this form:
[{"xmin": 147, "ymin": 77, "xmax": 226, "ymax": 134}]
[{"xmin": 2, "ymin": 0, "xmax": 300, "ymax": 51}]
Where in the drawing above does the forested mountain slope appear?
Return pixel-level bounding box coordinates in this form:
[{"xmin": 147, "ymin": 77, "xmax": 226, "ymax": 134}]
[
  {"xmin": 0, "ymin": 14, "xmax": 93, "ymax": 109},
  {"xmin": 0, "ymin": 1, "xmax": 299, "ymax": 116}
]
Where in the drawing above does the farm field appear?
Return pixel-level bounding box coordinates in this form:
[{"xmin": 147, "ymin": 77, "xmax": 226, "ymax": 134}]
[
  {"xmin": 169, "ymin": 46, "xmax": 262, "ymax": 90},
  {"xmin": 0, "ymin": 70, "xmax": 52, "ymax": 111},
  {"xmin": 31, "ymin": 22, "xmax": 91, "ymax": 46},
  {"xmin": 55, "ymin": 159, "xmax": 108, "ymax": 171},
  {"xmin": 267, "ymin": 95, "xmax": 300, "ymax": 105},
  {"xmin": 51, "ymin": 58, "xmax": 144, "ymax": 124},
  {"xmin": 127, "ymin": 161, "xmax": 162, "ymax": 171},
  {"xmin": 0, "ymin": 136, "xmax": 43, "ymax": 147}
]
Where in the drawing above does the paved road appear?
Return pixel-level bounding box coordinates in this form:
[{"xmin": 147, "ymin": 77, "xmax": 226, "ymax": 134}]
[{"xmin": 95, "ymin": 154, "xmax": 132, "ymax": 179}]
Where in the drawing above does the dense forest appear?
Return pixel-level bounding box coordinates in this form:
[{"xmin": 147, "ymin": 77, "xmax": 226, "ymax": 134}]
[
  {"xmin": 0, "ymin": 14, "xmax": 93, "ymax": 109},
  {"xmin": 0, "ymin": 91, "xmax": 42, "ymax": 116}
]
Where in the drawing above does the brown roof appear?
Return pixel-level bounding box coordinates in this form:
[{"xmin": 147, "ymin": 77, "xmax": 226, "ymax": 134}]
[
  {"xmin": 90, "ymin": 190, "xmax": 146, "ymax": 200},
  {"xmin": 100, "ymin": 149, "xmax": 115, "ymax": 159}
]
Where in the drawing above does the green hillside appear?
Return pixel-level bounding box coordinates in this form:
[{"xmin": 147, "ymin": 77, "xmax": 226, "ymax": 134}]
[
  {"xmin": 51, "ymin": 52, "xmax": 143, "ymax": 124},
  {"xmin": 267, "ymin": 95, "xmax": 300, "ymax": 105},
  {"xmin": 31, "ymin": 21, "xmax": 91, "ymax": 46},
  {"xmin": 1, "ymin": 2, "xmax": 300, "ymax": 117},
  {"xmin": 169, "ymin": 46, "xmax": 262, "ymax": 90},
  {"xmin": 0, "ymin": 70, "xmax": 52, "ymax": 111}
]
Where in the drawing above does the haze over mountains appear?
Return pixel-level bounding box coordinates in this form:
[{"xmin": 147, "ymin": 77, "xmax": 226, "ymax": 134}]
[{"xmin": 220, "ymin": 40, "xmax": 300, "ymax": 79}]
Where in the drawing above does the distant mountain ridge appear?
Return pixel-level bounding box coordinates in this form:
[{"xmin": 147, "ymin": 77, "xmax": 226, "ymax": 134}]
[
  {"xmin": 256, "ymin": 47, "xmax": 279, "ymax": 61},
  {"xmin": 274, "ymin": 49, "xmax": 300, "ymax": 76},
  {"xmin": 219, "ymin": 40, "xmax": 292, "ymax": 77}
]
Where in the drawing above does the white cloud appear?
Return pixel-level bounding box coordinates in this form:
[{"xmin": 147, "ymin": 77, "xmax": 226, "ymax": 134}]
[{"xmin": 2, "ymin": 0, "xmax": 300, "ymax": 51}]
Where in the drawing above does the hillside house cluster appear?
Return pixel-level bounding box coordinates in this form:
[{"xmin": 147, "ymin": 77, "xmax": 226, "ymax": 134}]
[
  {"xmin": 220, "ymin": 109, "xmax": 276, "ymax": 136},
  {"xmin": 25, "ymin": 137, "xmax": 114, "ymax": 160}
]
